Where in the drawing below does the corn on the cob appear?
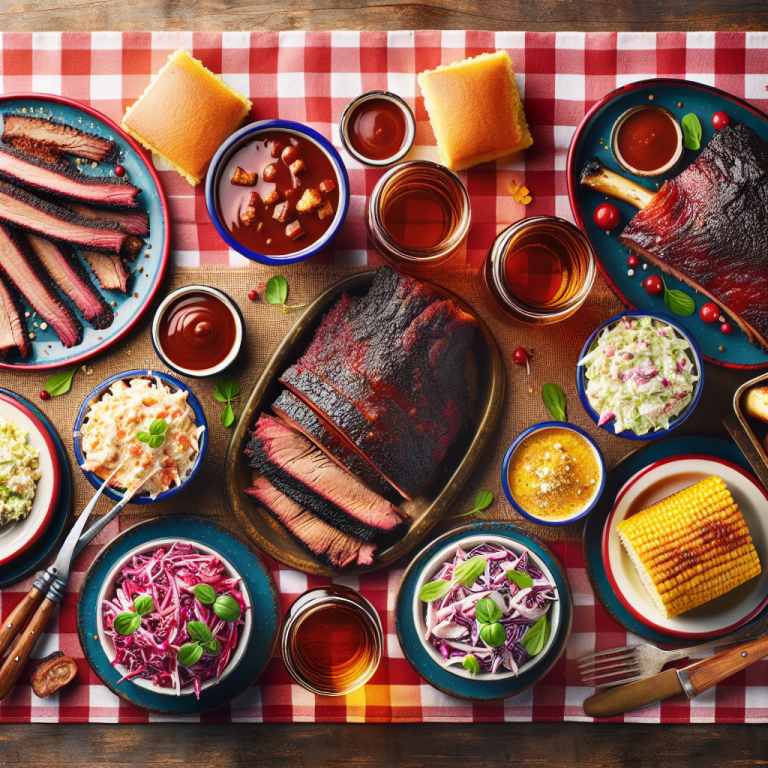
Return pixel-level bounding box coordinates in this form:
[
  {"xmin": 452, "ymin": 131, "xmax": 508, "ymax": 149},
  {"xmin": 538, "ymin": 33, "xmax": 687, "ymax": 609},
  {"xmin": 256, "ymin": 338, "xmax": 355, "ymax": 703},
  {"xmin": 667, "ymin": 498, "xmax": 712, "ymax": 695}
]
[{"xmin": 617, "ymin": 476, "xmax": 761, "ymax": 619}]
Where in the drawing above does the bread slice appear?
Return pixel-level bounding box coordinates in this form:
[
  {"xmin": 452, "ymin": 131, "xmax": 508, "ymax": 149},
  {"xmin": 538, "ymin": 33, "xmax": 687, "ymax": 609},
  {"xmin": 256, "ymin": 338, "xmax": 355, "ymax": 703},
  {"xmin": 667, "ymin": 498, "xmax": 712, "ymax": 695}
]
[
  {"xmin": 744, "ymin": 386, "xmax": 768, "ymax": 425},
  {"xmin": 417, "ymin": 50, "xmax": 533, "ymax": 172},
  {"xmin": 122, "ymin": 49, "xmax": 252, "ymax": 186}
]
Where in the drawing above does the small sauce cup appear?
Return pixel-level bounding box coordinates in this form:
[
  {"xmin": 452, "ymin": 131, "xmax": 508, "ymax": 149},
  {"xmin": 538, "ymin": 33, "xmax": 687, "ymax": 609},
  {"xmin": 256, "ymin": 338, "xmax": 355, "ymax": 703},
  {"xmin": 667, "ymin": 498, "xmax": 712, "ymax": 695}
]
[
  {"xmin": 340, "ymin": 91, "xmax": 415, "ymax": 167},
  {"xmin": 611, "ymin": 105, "xmax": 683, "ymax": 178}
]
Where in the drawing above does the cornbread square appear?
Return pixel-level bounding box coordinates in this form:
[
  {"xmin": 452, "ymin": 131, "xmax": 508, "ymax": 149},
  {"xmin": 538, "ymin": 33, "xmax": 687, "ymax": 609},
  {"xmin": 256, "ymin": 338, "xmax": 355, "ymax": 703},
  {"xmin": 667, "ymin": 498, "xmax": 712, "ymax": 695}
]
[
  {"xmin": 417, "ymin": 50, "xmax": 533, "ymax": 172},
  {"xmin": 122, "ymin": 49, "xmax": 252, "ymax": 186}
]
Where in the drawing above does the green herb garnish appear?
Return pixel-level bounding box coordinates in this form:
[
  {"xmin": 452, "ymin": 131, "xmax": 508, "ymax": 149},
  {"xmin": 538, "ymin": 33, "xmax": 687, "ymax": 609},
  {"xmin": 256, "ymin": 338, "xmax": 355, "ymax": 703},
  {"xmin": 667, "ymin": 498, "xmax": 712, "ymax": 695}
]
[
  {"xmin": 133, "ymin": 594, "xmax": 155, "ymax": 617},
  {"xmin": 475, "ymin": 596, "xmax": 502, "ymax": 625},
  {"xmin": 475, "ymin": 597, "xmax": 506, "ymax": 648},
  {"xmin": 177, "ymin": 642, "xmax": 204, "ymax": 666},
  {"xmin": 193, "ymin": 583, "xmax": 217, "ymax": 605},
  {"xmin": 113, "ymin": 611, "xmax": 142, "ymax": 636},
  {"xmin": 521, "ymin": 614, "xmax": 551, "ymax": 656},
  {"xmin": 542, "ymin": 382, "xmax": 567, "ymax": 421},
  {"xmin": 215, "ymin": 374, "xmax": 241, "ymax": 428},
  {"xmin": 418, "ymin": 579, "xmax": 451, "ymax": 603},
  {"xmin": 660, "ymin": 276, "xmax": 696, "ymax": 317},
  {"xmin": 264, "ymin": 275, "xmax": 307, "ymax": 314},
  {"xmin": 453, "ymin": 556, "xmax": 487, "ymax": 587},
  {"xmin": 177, "ymin": 620, "xmax": 220, "ymax": 666},
  {"xmin": 681, "ymin": 113, "xmax": 702, "ymax": 151},
  {"xmin": 462, "ymin": 654, "xmax": 480, "ymax": 676},
  {"xmin": 447, "ymin": 490, "xmax": 494, "ymax": 520},
  {"xmin": 43, "ymin": 368, "xmax": 77, "ymax": 397},
  {"xmin": 136, "ymin": 418, "xmax": 168, "ymax": 448},
  {"xmin": 212, "ymin": 594, "xmax": 242, "ymax": 622},
  {"xmin": 506, "ymin": 569, "xmax": 534, "ymax": 590}
]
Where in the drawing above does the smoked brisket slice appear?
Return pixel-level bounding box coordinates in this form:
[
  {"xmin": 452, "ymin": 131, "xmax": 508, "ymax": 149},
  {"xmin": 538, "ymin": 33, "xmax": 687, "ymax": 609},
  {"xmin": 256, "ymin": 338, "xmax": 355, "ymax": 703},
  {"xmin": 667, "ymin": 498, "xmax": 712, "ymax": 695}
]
[
  {"xmin": 3, "ymin": 114, "xmax": 116, "ymax": 162},
  {"xmin": 0, "ymin": 143, "xmax": 140, "ymax": 208},
  {"xmin": 272, "ymin": 389, "xmax": 395, "ymax": 498},
  {"xmin": 0, "ymin": 182, "xmax": 128, "ymax": 254},
  {"xmin": 0, "ymin": 269, "xmax": 31, "ymax": 357},
  {"xmin": 69, "ymin": 202, "xmax": 150, "ymax": 237},
  {"xmin": 246, "ymin": 476, "xmax": 376, "ymax": 569},
  {"xmin": 620, "ymin": 123, "xmax": 768, "ymax": 348},
  {"xmin": 0, "ymin": 224, "xmax": 83, "ymax": 347},
  {"xmin": 26, "ymin": 235, "xmax": 113, "ymax": 329},
  {"xmin": 79, "ymin": 250, "xmax": 129, "ymax": 293}
]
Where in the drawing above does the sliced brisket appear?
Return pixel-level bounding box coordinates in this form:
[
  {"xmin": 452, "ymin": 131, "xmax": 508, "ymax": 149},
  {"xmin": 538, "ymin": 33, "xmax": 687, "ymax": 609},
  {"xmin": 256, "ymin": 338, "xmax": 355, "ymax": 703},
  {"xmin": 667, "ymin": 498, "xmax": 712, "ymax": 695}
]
[
  {"xmin": 0, "ymin": 269, "xmax": 31, "ymax": 358},
  {"xmin": 69, "ymin": 203, "xmax": 150, "ymax": 237},
  {"xmin": 79, "ymin": 250, "xmax": 129, "ymax": 293},
  {"xmin": 246, "ymin": 476, "xmax": 376, "ymax": 569},
  {"xmin": 26, "ymin": 234, "xmax": 113, "ymax": 329},
  {"xmin": 272, "ymin": 389, "xmax": 395, "ymax": 498},
  {"xmin": 0, "ymin": 182, "xmax": 127, "ymax": 253},
  {"xmin": 0, "ymin": 143, "xmax": 140, "ymax": 208},
  {"xmin": 0, "ymin": 224, "xmax": 83, "ymax": 347},
  {"xmin": 2, "ymin": 114, "xmax": 116, "ymax": 162}
]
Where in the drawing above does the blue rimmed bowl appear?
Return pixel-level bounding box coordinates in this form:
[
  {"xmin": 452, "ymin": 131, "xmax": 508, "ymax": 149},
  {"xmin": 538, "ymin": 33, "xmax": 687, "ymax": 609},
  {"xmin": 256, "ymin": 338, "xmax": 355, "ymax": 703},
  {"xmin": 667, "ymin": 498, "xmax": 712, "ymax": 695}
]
[
  {"xmin": 204, "ymin": 119, "xmax": 350, "ymax": 266},
  {"xmin": 576, "ymin": 311, "xmax": 704, "ymax": 441},
  {"xmin": 501, "ymin": 421, "xmax": 606, "ymax": 526},
  {"xmin": 73, "ymin": 370, "xmax": 208, "ymax": 504}
]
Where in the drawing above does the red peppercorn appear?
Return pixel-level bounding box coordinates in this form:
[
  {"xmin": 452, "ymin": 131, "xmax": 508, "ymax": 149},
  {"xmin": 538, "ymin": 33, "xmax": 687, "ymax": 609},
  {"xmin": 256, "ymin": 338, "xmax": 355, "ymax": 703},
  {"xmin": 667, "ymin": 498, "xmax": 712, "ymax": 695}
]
[
  {"xmin": 114, "ymin": 165, "xmax": 125, "ymax": 177},
  {"xmin": 40, "ymin": 390, "xmax": 50, "ymax": 401},
  {"xmin": 699, "ymin": 302, "xmax": 720, "ymax": 324},
  {"xmin": 513, "ymin": 348, "xmax": 528, "ymax": 365},
  {"xmin": 712, "ymin": 111, "xmax": 729, "ymax": 131},
  {"xmin": 721, "ymin": 322, "xmax": 734, "ymax": 335},
  {"xmin": 248, "ymin": 289, "xmax": 257, "ymax": 301},
  {"xmin": 627, "ymin": 255, "xmax": 639, "ymax": 268},
  {"xmin": 644, "ymin": 275, "xmax": 664, "ymax": 297}
]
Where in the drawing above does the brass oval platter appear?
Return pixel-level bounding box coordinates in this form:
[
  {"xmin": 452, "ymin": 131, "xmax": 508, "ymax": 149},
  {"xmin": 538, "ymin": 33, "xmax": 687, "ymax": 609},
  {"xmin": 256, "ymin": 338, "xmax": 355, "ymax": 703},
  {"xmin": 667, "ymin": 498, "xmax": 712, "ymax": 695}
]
[{"xmin": 224, "ymin": 270, "xmax": 505, "ymax": 576}]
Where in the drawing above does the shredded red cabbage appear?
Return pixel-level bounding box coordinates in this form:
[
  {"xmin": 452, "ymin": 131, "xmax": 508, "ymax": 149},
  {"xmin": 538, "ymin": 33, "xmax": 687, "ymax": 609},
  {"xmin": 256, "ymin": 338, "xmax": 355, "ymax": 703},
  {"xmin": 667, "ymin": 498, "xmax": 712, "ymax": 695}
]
[
  {"xmin": 423, "ymin": 542, "xmax": 558, "ymax": 676},
  {"xmin": 102, "ymin": 541, "xmax": 248, "ymax": 699}
]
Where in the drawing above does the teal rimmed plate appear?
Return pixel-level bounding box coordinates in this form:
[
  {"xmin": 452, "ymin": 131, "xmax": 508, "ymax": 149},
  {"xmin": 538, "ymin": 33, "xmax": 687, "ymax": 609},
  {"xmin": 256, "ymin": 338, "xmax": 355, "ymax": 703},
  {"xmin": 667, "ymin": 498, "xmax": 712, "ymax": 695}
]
[
  {"xmin": 0, "ymin": 94, "xmax": 169, "ymax": 370},
  {"xmin": 77, "ymin": 516, "xmax": 279, "ymax": 715},
  {"xmin": 395, "ymin": 522, "xmax": 572, "ymax": 700},
  {"xmin": 583, "ymin": 435, "xmax": 768, "ymax": 645},
  {"xmin": 567, "ymin": 78, "xmax": 768, "ymax": 370}
]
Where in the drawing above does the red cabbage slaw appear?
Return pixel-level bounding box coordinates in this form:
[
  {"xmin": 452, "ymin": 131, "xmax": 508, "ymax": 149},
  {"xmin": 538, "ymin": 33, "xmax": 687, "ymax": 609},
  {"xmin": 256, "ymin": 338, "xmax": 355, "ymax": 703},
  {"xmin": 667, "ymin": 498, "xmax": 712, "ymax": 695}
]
[
  {"xmin": 423, "ymin": 542, "xmax": 558, "ymax": 676},
  {"xmin": 101, "ymin": 541, "xmax": 248, "ymax": 699}
]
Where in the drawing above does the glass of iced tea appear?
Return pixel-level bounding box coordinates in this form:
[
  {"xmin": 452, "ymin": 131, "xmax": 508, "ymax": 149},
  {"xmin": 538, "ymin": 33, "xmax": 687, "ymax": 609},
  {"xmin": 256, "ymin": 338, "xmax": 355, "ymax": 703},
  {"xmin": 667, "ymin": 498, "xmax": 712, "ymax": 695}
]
[
  {"xmin": 281, "ymin": 586, "xmax": 383, "ymax": 696},
  {"xmin": 481, "ymin": 215, "xmax": 596, "ymax": 326}
]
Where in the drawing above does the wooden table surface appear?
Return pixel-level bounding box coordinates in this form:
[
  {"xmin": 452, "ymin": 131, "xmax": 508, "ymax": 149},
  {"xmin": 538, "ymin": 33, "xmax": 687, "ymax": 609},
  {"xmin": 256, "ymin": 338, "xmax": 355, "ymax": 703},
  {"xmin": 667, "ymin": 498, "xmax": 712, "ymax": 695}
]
[{"xmin": 3, "ymin": 2, "xmax": 768, "ymax": 766}]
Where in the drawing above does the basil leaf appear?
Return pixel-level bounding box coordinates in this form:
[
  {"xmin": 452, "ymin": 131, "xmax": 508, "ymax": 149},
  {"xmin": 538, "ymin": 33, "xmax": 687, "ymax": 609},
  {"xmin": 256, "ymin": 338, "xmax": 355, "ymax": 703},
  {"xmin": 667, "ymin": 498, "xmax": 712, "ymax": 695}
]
[
  {"xmin": 133, "ymin": 594, "xmax": 154, "ymax": 617},
  {"xmin": 475, "ymin": 596, "xmax": 502, "ymax": 625},
  {"xmin": 43, "ymin": 368, "xmax": 77, "ymax": 397},
  {"xmin": 522, "ymin": 615, "xmax": 550, "ymax": 656},
  {"xmin": 542, "ymin": 382, "xmax": 567, "ymax": 421},
  {"xmin": 148, "ymin": 434, "xmax": 165, "ymax": 449},
  {"xmin": 221, "ymin": 402, "xmax": 235, "ymax": 428},
  {"xmin": 506, "ymin": 569, "xmax": 534, "ymax": 590},
  {"xmin": 462, "ymin": 654, "xmax": 480, "ymax": 676},
  {"xmin": 474, "ymin": 490, "xmax": 493, "ymax": 511},
  {"xmin": 664, "ymin": 287, "xmax": 696, "ymax": 317},
  {"xmin": 215, "ymin": 375, "xmax": 240, "ymax": 403},
  {"xmin": 418, "ymin": 579, "xmax": 451, "ymax": 603},
  {"xmin": 187, "ymin": 620, "xmax": 213, "ymax": 642},
  {"xmin": 479, "ymin": 621, "xmax": 507, "ymax": 648},
  {"xmin": 264, "ymin": 275, "xmax": 289, "ymax": 305},
  {"xmin": 149, "ymin": 418, "xmax": 168, "ymax": 436},
  {"xmin": 681, "ymin": 113, "xmax": 702, "ymax": 151},
  {"xmin": 194, "ymin": 584, "xmax": 217, "ymax": 605},
  {"xmin": 453, "ymin": 556, "xmax": 487, "ymax": 587},
  {"xmin": 213, "ymin": 594, "xmax": 242, "ymax": 622},
  {"xmin": 201, "ymin": 638, "xmax": 221, "ymax": 655},
  {"xmin": 136, "ymin": 431, "xmax": 150, "ymax": 443},
  {"xmin": 177, "ymin": 642, "xmax": 204, "ymax": 667},
  {"xmin": 113, "ymin": 611, "xmax": 141, "ymax": 636}
]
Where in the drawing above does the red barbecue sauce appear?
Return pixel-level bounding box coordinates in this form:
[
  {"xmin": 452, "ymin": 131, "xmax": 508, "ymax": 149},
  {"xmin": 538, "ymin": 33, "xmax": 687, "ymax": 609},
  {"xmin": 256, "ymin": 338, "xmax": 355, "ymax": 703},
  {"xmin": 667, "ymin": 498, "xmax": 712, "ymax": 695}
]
[
  {"xmin": 158, "ymin": 291, "xmax": 237, "ymax": 371},
  {"xmin": 617, "ymin": 108, "xmax": 679, "ymax": 172},
  {"xmin": 348, "ymin": 98, "xmax": 407, "ymax": 161}
]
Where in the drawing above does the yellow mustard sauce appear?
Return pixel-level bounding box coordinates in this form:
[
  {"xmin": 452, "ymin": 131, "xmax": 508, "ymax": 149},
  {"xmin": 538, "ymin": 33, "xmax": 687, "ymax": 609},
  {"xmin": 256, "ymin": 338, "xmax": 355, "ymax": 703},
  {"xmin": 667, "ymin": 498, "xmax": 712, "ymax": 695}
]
[{"xmin": 507, "ymin": 427, "xmax": 600, "ymax": 519}]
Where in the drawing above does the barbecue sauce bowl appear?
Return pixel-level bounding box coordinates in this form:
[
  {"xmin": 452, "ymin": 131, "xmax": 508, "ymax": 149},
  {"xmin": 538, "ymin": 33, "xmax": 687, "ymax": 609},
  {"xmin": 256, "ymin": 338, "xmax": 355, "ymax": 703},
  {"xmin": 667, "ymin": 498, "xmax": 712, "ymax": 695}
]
[
  {"xmin": 205, "ymin": 120, "xmax": 350, "ymax": 266},
  {"xmin": 151, "ymin": 285, "xmax": 244, "ymax": 379},
  {"xmin": 610, "ymin": 105, "xmax": 683, "ymax": 178}
]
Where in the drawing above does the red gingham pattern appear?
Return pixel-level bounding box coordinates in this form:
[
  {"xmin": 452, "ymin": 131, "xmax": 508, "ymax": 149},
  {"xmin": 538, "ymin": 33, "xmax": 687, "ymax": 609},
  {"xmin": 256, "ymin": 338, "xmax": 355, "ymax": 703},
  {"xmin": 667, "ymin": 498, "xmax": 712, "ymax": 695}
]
[{"xmin": 1, "ymin": 30, "xmax": 768, "ymax": 723}]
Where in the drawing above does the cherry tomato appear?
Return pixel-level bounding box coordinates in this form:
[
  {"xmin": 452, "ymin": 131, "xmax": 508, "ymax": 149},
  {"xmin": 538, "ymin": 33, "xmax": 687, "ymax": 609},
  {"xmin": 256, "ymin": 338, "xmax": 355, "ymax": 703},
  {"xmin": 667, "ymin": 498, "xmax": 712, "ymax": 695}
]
[
  {"xmin": 712, "ymin": 111, "xmax": 730, "ymax": 131},
  {"xmin": 248, "ymin": 289, "xmax": 257, "ymax": 301},
  {"xmin": 699, "ymin": 302, "xmax": 720, "ymax": 323},
  {"xmin": 721, "ymin": 322, "xmax": 734, "ymax": 335},
  {"xmin": 593, "ymin": 203, "xmax": 620, "ymax": 230},
  {"xmin": 39, "ymin": 390, "xmax": 50, "ymax": 401},
  {"xmin": 114, "ymin": 165, "xmax": 126, "ymax": 177},
  {"xmin": 627, "ymin": 255, "xmax": 639, "ymax": 268},
  {"xmin": 512, "ymin": 348, "xmax": 529, "ymax": 365},
  {"xmin": 644, "ymin": 275, "xmax": 664, "ymax": 297}
]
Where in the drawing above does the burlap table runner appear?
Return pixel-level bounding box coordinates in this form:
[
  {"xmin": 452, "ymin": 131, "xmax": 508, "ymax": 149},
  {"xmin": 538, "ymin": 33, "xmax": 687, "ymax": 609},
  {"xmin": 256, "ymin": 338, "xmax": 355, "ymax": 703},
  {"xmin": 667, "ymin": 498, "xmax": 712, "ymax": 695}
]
[{"xmin": 0, "ymin": 264, "xmax": 756, "ymax": 548}]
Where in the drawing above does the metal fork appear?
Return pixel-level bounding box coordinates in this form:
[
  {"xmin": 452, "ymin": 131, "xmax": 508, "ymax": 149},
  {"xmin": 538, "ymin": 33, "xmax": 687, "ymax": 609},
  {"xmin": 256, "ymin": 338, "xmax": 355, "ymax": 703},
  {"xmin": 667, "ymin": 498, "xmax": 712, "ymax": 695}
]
[{"xmin": 579, "ymin": 612, "xmax": 768, "ymax": 687}]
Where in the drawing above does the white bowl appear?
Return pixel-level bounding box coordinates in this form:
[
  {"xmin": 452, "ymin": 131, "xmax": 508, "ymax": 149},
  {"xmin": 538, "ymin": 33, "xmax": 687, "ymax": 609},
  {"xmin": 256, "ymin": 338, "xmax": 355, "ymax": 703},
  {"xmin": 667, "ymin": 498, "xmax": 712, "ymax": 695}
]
[
  {"xmin": 412, "ymin": 534, "xmax": 562, "ymax": 681},
  {"xmin": 96, "ymin": 537, "xmax": 253, "ymax": 696}
]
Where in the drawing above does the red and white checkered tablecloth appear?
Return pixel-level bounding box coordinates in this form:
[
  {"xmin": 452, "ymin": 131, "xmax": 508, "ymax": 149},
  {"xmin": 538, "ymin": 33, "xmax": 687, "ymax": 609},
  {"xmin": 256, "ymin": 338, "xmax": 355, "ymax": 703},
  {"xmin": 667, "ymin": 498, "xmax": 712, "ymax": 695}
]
[{"xmin": 1, "ymin": 30, "xmax": 768, "ymax": 723}]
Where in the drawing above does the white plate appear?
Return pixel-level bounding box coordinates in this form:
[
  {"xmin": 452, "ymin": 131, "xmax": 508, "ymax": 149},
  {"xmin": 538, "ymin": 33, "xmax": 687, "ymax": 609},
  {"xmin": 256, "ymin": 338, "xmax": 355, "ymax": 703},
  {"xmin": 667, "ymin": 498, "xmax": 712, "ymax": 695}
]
[
  {"xmin": 603, "ymin": 455, "xmax": 768, "ymax": 639},
  {"xmin": 0, "ymin": 393, "xmax": 60, "ymax": 565}
]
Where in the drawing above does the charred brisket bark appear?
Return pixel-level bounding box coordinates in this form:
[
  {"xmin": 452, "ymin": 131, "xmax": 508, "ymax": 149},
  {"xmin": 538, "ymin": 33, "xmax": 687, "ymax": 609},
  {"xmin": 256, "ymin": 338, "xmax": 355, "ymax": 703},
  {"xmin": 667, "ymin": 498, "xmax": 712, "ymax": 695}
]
[
  {"xmin": 0, "ymin": 224, "xmax": 83, "ymax": 347},
  {"xmin": 0, "ymin": 269, "xmax": 31, "ymax": 358},
  {"xmin": 3, "ymin": 114, "xmax": 116, "ymax": 162},
  {"xmin": 30, "ymin": 651, "xmax": 78, "ymax": 698},
  {"xmin": 69, "ymin": 202, "xmax": 150, "ymax": 237}
]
